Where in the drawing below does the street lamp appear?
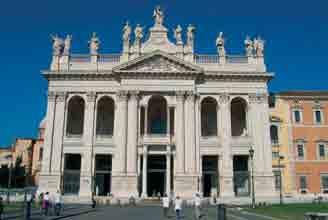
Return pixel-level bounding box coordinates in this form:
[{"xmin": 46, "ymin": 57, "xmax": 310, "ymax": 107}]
[
  {"xmin": 278, "ymin": 155, "xmax": 284, "ymax": 205},
  {"xmin": 249, "ymin": 148, "xmax": 255, "ymax": 208}
]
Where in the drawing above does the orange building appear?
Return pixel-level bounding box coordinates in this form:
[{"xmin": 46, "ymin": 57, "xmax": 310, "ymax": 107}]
[{"xmin": 278, "ymin": 91, "xmax": 328, "ymax": 195}]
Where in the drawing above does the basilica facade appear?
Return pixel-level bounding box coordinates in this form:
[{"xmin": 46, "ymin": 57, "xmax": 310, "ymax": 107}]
[{"xmin": 39, "ymin": 7, "xmax": 276, "ymax": 201}]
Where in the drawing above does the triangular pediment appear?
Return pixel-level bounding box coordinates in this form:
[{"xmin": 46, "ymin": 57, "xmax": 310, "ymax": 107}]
[{"xmin": 113, "ymin": 50, "xmax": 203, "ymax": 74}]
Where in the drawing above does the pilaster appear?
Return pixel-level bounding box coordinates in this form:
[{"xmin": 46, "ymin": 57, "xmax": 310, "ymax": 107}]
[
  {"xmin": 175, "ymin": 91, "xmax": 185, "ymax": 174},
  {"xmin": 185, "ymin": 91, "xmax": 196, "ymax": 174}
]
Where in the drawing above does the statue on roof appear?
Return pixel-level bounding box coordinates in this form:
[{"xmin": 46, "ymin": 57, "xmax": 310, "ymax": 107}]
[
  {"xmin": 122, "ymin": 21, "xmax": 131, "ymax": 42},
  {"xmin": 63, "ymin": 34, "xmax": 72, "ymax": 55},
  {"xmin": 89, "ymin": 32, "xmax": 100, "ymax": 55},
  {"xmin": 216, "ymin": 32, "xmax": 226, "ymax": 57},
  {"xmin": 174, "ymin": 25, "xmax": 183, "ymax": 44},
  {"xmin": 134, "ymin": 24, "xmax": 143, "ymax": 42},
  {"xmin": 244, "ymin": 35, "xmax": 253, "ymax": 57},
  {"xmin": 187, "ymin": 24, "xmax": 195, "ymax": 47},
  {"xmin": 153, "ymin": 6, "xmax": 164, "ymax": 26},
  {"xmin": 51, "ymin": 34, "xmax": 64, "ymax": 56},
  {"xmin": 254, "ymin": 36, "xmax": 265, "ymax": 57}
]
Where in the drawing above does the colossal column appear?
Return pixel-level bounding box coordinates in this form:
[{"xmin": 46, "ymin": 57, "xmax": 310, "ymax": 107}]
[
  {"xmin": 218, "ymin": 93, "xmax": 234, "ymax": 197},
  {"xmin": 175, "ymin": 91, "xmax": 185, "ymax": 174},
  {"xmin": 166, "ymin": 145, "xmax": 171, "ymax": 196},
  {"xmin": 80, "ymin": 92, "xmax": 96, "ymax": 198},
  {"xmin": 111, "ymin": 91, "xmax": 128, "ymax": 197},
  {"xmin": 185, "ymin": 91, "xmax": 196, "ymax": 173},
  {"xmin": 141, "ymin": 146, "xmax": 148, "ymax": 198}
]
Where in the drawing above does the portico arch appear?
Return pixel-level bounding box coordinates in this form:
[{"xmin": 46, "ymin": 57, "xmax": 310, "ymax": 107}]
[
  {"xmin": 231, "ymin": 97, "xmax": 247, "ymax": 137},
  {"xmin": 148, "ymin": 95, "xmax": 167, "ymax": 134},
  {"xmin": 201, "ymin": 97, "xmax": 218, "ymax": 136},
  {"xmin": 96, "ymin": 96, "xmax": 115, "ymax": 136},
  {"xmin": 66, "ymin": 96, "xmax": 85, "ymax": 136}
]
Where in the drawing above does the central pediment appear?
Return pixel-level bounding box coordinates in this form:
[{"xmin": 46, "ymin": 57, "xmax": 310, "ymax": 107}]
[{"xmin": 113, "ymin": 50, "xmax": 203, "ymax": 74}]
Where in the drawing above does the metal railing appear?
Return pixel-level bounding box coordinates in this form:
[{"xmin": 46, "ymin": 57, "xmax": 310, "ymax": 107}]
[
  {"xmin": 98, "ymin": 54, "xmax": 121, "ymax": 63},
  {"xmin": 70, "ymin": 54, "xmax": 91, "ymax": 62},
  {"xmin": 194, "ymin": 54, "xmax": 219, "ymax": 64}
]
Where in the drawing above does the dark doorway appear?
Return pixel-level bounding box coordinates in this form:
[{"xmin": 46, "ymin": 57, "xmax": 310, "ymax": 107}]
[
  {"xmin": 233, "ymin": 155, "xmax": 250, "ymax": 197},
  {"xmin": 147, "ymin": 155, "xmax": 166, "ymax": 197},
  {"xmin": 63, "ymin": 154, "xmax": 81, "ymax": 195},
  {"xmin": 94, "ymin": 154, "xmax": 112, "ymax": 196},
  {"xmin": 202, "ymin": 156, "xmax": 219, "ymax": 197}
]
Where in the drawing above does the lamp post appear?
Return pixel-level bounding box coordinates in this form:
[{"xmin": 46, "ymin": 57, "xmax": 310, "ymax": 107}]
[
  {"xmin": 249, "ymin": 148, "xmax": 255, "ymax": 208},
  {"xmin": 278, "ymin": 155, "xmax": 284, "ymax": 205}
]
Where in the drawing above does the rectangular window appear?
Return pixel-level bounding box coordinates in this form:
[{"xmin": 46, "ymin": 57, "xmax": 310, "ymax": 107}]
[
  {"xmin": 300, "ymin": 176, "xmax": 307, "ymax": 190},
  {"xmin": 294, "ymin": 110, "xmax": 301, "ymax": 123},
  {"xmin": 273, "ymin": 171, "xmax": 281, "ymax": 191},
  {"xmin": 272, "ymin": 152, "xmax": 279, "ymax": 159},
  {"xmin": 319, "ymin": 144, "xmax": 326, "ymax": 159},
  {"xmin": 297, "ymin": 144, "xmax": 305, "ymax": 159},
  {"xmin": 315, "ymin": 110, "xmax": 322, "ymax": 124},
  {"xmin": 321, "ymin": 175, "xmax": 328, "ymax": 193}
]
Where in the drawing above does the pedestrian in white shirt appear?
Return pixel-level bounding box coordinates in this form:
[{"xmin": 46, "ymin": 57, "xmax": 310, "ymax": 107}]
[
  {"xmin": 162, "ymin": 193, "xmax": 170, "ymax": 218},
  {"xmin": 194, "ymin": 193, "xmax": 202, "ymax": 220},
  {"xmin": 174, "ymin": 196, "xmax": 183, "ymax": 220},
  {"xmin": 54, "ymin": 190, "xmax": 62, "ymax": 216}
]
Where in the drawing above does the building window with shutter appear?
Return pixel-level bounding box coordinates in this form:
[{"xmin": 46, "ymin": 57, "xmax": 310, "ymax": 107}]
[
  {"xmin": 297, "ymin": 144, "xmax": 305, "ymax": 160},
  {"xmin": 299, "ymin": 175, "xmax": 307, "ymax": 194},
  {"xmin": 293, "ymin": 110, "xmax": 302, "ymax": 123},
  {"xmin": 318, "ymin": 143, "xmax": 327, "ymax": 160},
  {"xmin": 321, "ymin": 175, "xmax": 328, "ymax": 194},
  {"xmin": 314, "ymin": 110, "xmax": 324, "ymax": 124}
]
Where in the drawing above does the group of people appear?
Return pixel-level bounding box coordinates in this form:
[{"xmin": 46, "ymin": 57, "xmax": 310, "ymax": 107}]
[
  {"xmin": 162, "ymin": 193, "xmax": 202, "ymax": 220},
  {"xmin": 38, "ymin": 190, "xmax": 62, "ymax": 216}
]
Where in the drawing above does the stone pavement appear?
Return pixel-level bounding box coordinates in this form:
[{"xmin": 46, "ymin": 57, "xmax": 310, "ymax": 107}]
[{"xmin": 43, "ymin": 205, "xmax": 281, "ymax": 220}]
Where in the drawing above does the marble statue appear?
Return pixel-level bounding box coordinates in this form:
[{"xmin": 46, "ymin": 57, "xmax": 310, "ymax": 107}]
[
  {"xmin": 134, "ymin": 24, "xmax": 143, "ymax": 42},
  {"xmin": 89, "ymin": 32, "xmax": 100, "ymax": 55},
  {"xmin": 122, "ymin": 21, "xmax": 131, "ymax": 42},
  {"xmin": 51, "ymin": 34, "xmax": 64, "ymax": 56},
  {"xmin": 153, "ymin": 6, "xmax": 164, "ymax": 26},
  {"xmin": 244, "ymin": 35, "xmax": 253, "ymax": 57},
  {"xmin": 174, "ymin": 25, "xmax": 183, "ymax": 44},
  {"xmin": 216, "ymin": 32, "xmax": 226, "ymax": 57},
  {"xmin": 254, "ymin": 36, "xmax": 264, "ymax": 57},
  {"xmin": 63, "ymin": 34, "xmax": 72, "ymax": 55},
  {"xmin": 187, "ymin": 24, "xmax": 195, "ymax": 47}
]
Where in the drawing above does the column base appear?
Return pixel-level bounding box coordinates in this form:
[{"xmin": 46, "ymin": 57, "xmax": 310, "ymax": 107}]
[
  {"xmin": 254, "ymin": 174, "xmax": 276, "ymax": 197},
  {"xmin": 38, "ymin": 173, "xmax": 61, "ymax": 193},
  {"xmin": 79, "ymin": 174, "xmax": 92, "ymax": 198},
  {"xmin": 220, "ymin": 174, "xmax": 235, "ymax": 198},
  {"xmin": 111, "ymin": 174, "xmax": 138, "ymax": 198},
  {"xmin": 174, "ymin": 174, "xmax": 199, "ymax": 198}
]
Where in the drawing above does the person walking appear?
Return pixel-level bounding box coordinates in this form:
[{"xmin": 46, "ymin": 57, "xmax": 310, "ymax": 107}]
[
  {"xmin": 162, "ymin": 193, "xmax": 170, "ymax": 218},
  {"xmin": 43, "ymin": 192, "xmax": 50, "ymax": 216},
  {"xmin": 54, "ymin": 190, "xmax": 62, "ymax": 216},
  {"xmin": 0, "ymin": 197, "xmax": 4, "ymax": 220},
  {"xmin": 194, "ymin": 193, "xmax": 202, "ymax": 220},
  {"xmin": 174, "ymin": 196, "xmax": 182, "ymax": 220}
]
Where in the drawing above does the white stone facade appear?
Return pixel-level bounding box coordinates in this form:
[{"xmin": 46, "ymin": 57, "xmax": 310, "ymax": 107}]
[{"xmin": 39, "ymin": 8, "xmax": 276, "ymax": 201}]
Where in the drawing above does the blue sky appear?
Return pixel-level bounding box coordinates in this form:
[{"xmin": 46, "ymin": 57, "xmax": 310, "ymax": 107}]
[{"xmin": 0, "ymin": 0, "xmax": 327, "ymax": 147}]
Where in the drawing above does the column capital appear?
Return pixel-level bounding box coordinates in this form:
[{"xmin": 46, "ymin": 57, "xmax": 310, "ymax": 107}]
[
  {"xmin": 86, "ymin": 92, "xmax": 97, "ymax": 102},
  {"xmin": 143, "ymin": 145, "xmax": 148, "ymax": 155},
  {"xmin": 186, "ymin": 91, "xmax": 196, "ymax": 101},
  {"xmin": 56, "ymin": 92, "xmax": 67, "ymax": 102},
  {"xmin": 117, "ymin": 90, "xmax": 128, "ymax": 101},
  {"xmin": 175, "ymin": 91, "xmax": 186, "ymax": 100},
  {"xmin": 47, "ymin": 91, "xmax": 57, "ymax": 102},
  {"xmin": 218, "ymin": 93, "xmax": 230, "ymax": 104},
  {"xmin": 249, "ymin": 93, "xmax": 268, "ymax": 104},
  {"xmin": 129, "ymin": 90, "xmax": 140, "ymax": 100}
]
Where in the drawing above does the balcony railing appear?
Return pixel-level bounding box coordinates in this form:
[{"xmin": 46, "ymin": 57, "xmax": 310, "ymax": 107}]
[
  {"xmin": 194, "ymin": 54, "xmax": 219, "ymax": 64},
  {"xmin": 98, "ymin": 54, "xmax": 121, "ymax": 63},
  {"xmin": 70, "ymin": 54, "xmax": 91, "ymax": 62},
  {"xmin": 226, "ymin": 56, "xmax": 248, "ymax": 64}
]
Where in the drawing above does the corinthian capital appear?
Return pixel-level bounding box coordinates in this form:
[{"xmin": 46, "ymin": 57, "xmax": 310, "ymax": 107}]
[
  {"xmin": 56, "ymin": 92, "xmax": 67, "ymax": 102},
  {"xmin": 117, "ymin": 90, "xmax": 128, "ymax": 101},
  {"xmin": 47, "ymin": 91, "xmax": 56, "ymax": 102},
  {"xmin": 129, "ymin": 90, "xmax": 140, "ymax": 100},
  {"xmin": 86, "ymin": 92, "xmax": 97, "ymax": 102},
  {"xmin": 186, "ymin": 91, "xmax": 196, "ymax": 101},
  {"xmin": 249, "ymin": 93, "xmax": 268, "ymax": 104},
  {"xmin": 219, "ymin": 93, "xmax": 230, "ymax": 104},
  {"xmin": 175, "ymin": 91, "xmax": 185, "ymax": 101}
]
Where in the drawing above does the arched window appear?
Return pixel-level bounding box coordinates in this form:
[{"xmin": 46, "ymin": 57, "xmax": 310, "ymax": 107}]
[
  {"xmin": 201, "ymin": 97, "xmax": 218, "ymax": 136},
  {"xmin": 66, "ymin": 96, "xmax": 85, "ymax": 136},
  {"xmin": 231, "ymin": 97, "xmax": 247, "ymax": 137},
  {"xmin": 148, "ymin": 96, "xmax": 167, "ymax": 134},
  {"xmin": 96, "ymin": 96, "xmax": 115, "ymax": 136},
  {"xmin": 270, "ymin": 125, "xmax": 279, "ymax": 145}
]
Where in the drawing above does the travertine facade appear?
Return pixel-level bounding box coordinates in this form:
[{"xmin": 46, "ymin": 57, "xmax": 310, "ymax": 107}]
[{"xmin": 39, "ymin": 8, "xmax": 276, "ymax": 201}]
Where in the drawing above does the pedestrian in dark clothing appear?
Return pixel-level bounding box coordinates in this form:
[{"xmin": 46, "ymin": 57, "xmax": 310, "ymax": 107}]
[{"xmin": 0, "ymin": 197, "xmax": 4, "ymax": 220}]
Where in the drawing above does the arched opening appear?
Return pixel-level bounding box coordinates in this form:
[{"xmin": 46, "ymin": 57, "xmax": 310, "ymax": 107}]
[
  {"xmin": 66, "ymin": 96, "xmax": 85, "ymax": 136},
  {"xmin": 270, "ymin": 125, "xmax": 279, "ymax": 144},
  {"xmin": 96, "ymin": 96, "xmax": 115, "ymax": 136},
  {"xmin": 148, "ymin": 96, "xmax": 167, "ymax": 134},
  {"xmin": 231, "ymin": 97, "xmax": 247, "ymax": 137},
  {"xmin": 201, "ymin": 97, "xmax": 218, "ymax": 136}
]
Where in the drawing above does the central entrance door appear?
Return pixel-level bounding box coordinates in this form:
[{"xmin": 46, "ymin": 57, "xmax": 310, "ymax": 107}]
[
  {"xmin": 147, "ymin": 155, "xmax": 166, "ymax": 197},
  {"xmin": 202, "ymin": 156, "xmax": 219, "ymax": 197}
]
